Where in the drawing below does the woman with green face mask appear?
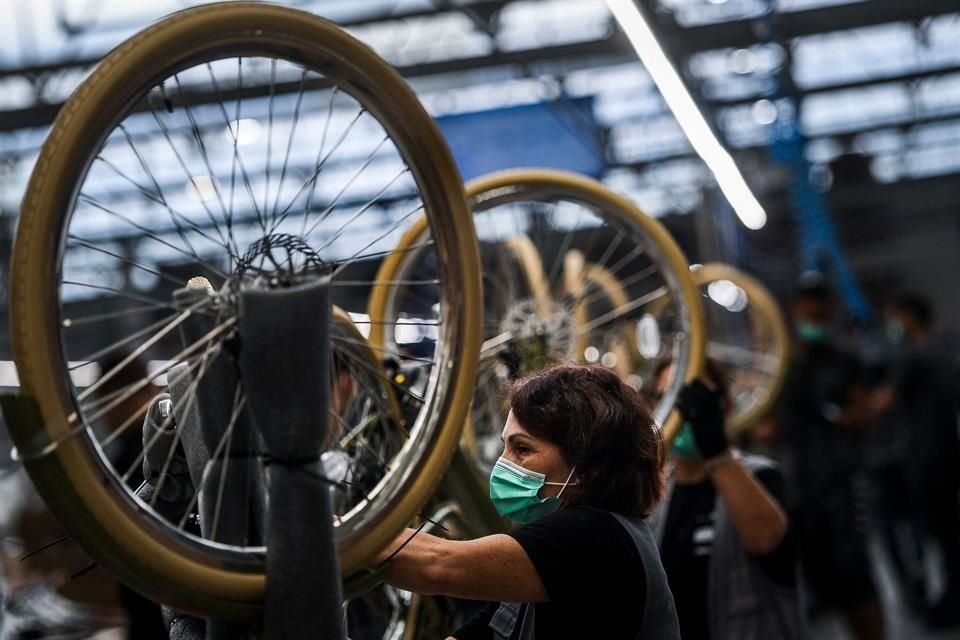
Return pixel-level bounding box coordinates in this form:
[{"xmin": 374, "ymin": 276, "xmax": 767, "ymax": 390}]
[
  {"xmin": 648, "ymin": 363, "xmax": 804, "ymax": 640},
  {"xmin": 372, "ymin": 364, "xmax": 680, "ymax": 639}
]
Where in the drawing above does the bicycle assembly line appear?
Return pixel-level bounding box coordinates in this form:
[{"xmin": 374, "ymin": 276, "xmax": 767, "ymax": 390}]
[{"xmin": 0, "ymin": 4, "xmax": 788, "ymax": 639}]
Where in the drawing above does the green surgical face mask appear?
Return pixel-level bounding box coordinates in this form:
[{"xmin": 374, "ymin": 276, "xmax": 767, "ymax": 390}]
[
  {"xmin": 671, "ymin": 422, "xmax": 701, "ymax": 461},
  {"xmin": 796, "ymin": 321, "xmax": 827, "ymax": 343},
  {"xmin": 489, "ymin": 457, "xmax": 577, "ymax": 525},
  {"xmin": 886, "ymin": 320, "xmax": 905, "ymax": 347}
]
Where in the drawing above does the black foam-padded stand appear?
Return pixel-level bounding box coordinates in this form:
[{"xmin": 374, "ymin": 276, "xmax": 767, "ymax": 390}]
[
  {"xmin": 239, "ymin": 276, "xmax": 344, "ymax": 640},
  {"xmin": 172, "ymin": 287, "xmax": 260, "ymax": 640},
  {"xmin": 173, "ymin": 287, "xmax": 260, "ymax": 547}
]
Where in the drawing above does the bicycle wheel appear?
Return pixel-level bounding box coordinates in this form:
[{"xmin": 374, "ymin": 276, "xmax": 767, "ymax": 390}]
[
  {"xmin": 692, "ymin": 263, "xmax": 789, "ymax": 435},
  {"xmin": 8, "ymin": 2, "xmax": 480, "ymax": 620},
  {"xmin": 370, "ymin": 169, "xmax": 705, "ymax": 469}
]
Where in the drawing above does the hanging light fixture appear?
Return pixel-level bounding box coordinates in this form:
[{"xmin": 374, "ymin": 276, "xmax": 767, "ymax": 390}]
[{"xmin": 605, "ymin": 0, "xmax": 767, "ymax": 230}]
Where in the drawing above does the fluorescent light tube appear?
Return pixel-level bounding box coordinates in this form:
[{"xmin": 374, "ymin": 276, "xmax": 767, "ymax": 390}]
[{"xmin": 606, "ymin": 0, "xmax": 767, "ymax": 230}]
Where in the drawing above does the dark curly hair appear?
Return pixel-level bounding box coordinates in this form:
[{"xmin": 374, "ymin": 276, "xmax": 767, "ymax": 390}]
[{"xmin": 507, "ymin": 363, "xmax": 665, "ymax": 517}]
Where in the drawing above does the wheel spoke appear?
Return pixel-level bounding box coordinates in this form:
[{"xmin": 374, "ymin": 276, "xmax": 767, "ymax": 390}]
[
  {"xmin": 171, "ymin": 74, "xmax": 233, "ymax": 246},
  {"xmin": 263, "ymin": 58, "xmax": 278, "ymax": 228},
  {"xmin": 63, "ymin": 304, "xmax": 181, "ymax": 329},
  {"xmin": 96, "ymin": 146, "xmax": 204, "ymax": 262},
  {"xmin": 330, "ymin": 201, "xmax": 425, "ymax": 277},
  {"xmin": 61, "ymin": 281, "xmax": 189, "ymax": 316},
  {"xmin": 308, "ymin": 164, "xmax": 409, "ymax": 251},
  {"xmin": 146, "ymin": 99, "xmax": 229, "ymax": 251},
  {"xmin": 299, "ymin": 86, "xmax": 340, "ymax": 238},
  {"xmin": 577, "ymin": 286, "xmax": 669, "ymax": 335},
  {"xmin": 75, "ymin": 301, "xmax": 209, "ymax": 404},
  {"xmin": 175, "ymin": 390, "xmax": 247, "ymax": 531},
  {"xmin": 332, "ymin": 347, "xmax": 426, "ymax": 406},
  {"xmin": 69, "ymin": 311, "xmax": 182, "ymax": 371},
  {"xmin": 209, "ymin": 386, "xmax": 247, "ymax": 542},
  {"xmin": 138, "ymin": 337, "xmax": 224, "ymax": 490},
  {"xmin": 222, "ymin": 58, "xmax": 244, "ymax": 260},
  {"xmin": 77, "ymin": 314, "xmax": 235, "ymax": 427},
  {"xmin": 330, "ymin": 335, "xmax": 435, "ymax": 366},
  {"xmin": 269, "ymin": 108, "xmax": 366, "ymax": 236},
  {"xmin": 204, "ymin": 60, "xmax": 267, "ymax": 240},
  {"xmin": 330, "ymin": 279, "xmax": 440, "ymax": 288},
  {"xmin": 331, "ymin": 238, "xmax": 435, "ymax": 271},
  {"xmin": 67, "ymin": 235, "xmax": 187, "ymax": 289},
  {"xmin": 268, "ymin": 68, "xmax": 309, "ymax": 229},
  {"xmin": 300, "ymin": 133, "xmax": 392, "ymax": 240},
  {"xmin": 545, "ymin": 205, "xmax": 585, "ymax": 288},
  {"xmin": 77, "ymin": 194, "xmax": 229, "ymax": 279},
  {"xmin": 569, "ymin": 264, "xmax": 659, "ymax": 311}
]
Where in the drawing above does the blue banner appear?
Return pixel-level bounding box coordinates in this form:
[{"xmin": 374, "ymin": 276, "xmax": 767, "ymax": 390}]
[{"xmin": 437, "ymin": 97, "xmax": 604, "ymax": 181}]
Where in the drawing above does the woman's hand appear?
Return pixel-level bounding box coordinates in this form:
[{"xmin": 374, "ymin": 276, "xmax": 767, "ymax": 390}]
[{"xmin": 675, "ymin": 380, "xmax": 728, "ymax": 460}]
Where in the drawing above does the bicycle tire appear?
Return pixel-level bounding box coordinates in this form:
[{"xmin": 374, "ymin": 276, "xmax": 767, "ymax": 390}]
[
  {"xmin": 692, "ymin": 263, "xmax": 789, "ymax": 435},
  {"xmin": 9, "ymin": 2, "xmax": 481, "ymax": 620}
]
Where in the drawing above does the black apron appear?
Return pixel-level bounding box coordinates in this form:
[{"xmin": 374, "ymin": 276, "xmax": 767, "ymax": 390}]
[{"xmin": 488, "ymin": 512, "xmax": 680, "ymax": 639}]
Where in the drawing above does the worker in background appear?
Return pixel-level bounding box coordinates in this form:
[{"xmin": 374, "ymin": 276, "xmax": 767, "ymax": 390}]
[
  {"xmin": 649, "ymin": 360, "xmax": 803, "ymax": 640},
  {"xmin": 875, "ymin": 293, "xmax": 960, "ymax": 628},
  {"xmin": 776, "ymin": 275, "xmax": 885, "ymax": 640}
]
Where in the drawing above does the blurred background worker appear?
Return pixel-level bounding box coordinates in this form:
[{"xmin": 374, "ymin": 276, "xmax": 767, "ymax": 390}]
[
  {"xmin": 775, "ymin": 276, "xmax": 886, "ymax": 640},
  {"xmin": 872, "ymin": 294, "xmax": 960, "ymax": 627},
  {"xmin": 650, "ymin": 362, "xmax": 803, "ymax": 640}
]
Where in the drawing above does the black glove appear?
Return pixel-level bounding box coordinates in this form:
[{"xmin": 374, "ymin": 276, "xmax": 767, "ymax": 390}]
[{"xmin": 675, "ymin": 380, "xmax": 728, "ymax": 460}]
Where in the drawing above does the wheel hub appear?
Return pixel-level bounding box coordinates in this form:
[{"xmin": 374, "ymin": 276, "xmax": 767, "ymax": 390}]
[{"xmin": 499, "ymin": 298, "xmax": 574, "ymax": 374}]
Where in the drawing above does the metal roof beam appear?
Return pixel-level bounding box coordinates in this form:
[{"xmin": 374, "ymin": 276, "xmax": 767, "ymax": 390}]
[
  {"xmin": 708, "ymin": 64, "xmax": 960, "ymax": 108},
  {"xmin": 0, "ymin": 34, "xmax": 633, "ymax": 132},
  {"xmin": 654, "ymin": 0, "xmax": 960, "ymax": 57},
  {"xmin": 0, "ymin": 1, "xmax": 514, "ymax": 79}
]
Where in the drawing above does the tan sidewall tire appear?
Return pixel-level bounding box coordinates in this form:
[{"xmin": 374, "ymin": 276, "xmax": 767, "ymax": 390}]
[
  {"xmin": 693, "ymin": 263, "xmax": 789, "ymax": 435},
  {"xmin": 10, "ymin": 2, "xmax": 480, "ymax": 619}
]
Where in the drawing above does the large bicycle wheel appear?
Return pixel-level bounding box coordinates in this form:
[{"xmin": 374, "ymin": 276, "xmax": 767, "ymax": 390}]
[
  {"xmin": 692, "ymin": 263, "xmax": 789, "ymax": 435},
  {"xmin": 8, "ymin": 3, "xmax": 480, "ymax": 620},
  {"xmin": 370, "ymin": 169, "xmax": 705, "ymax": 468}
]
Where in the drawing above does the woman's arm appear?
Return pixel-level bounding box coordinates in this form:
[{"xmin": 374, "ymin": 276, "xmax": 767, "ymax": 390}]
[
  {"xmin": 707, "ymin": 454, "xmax": 787, "ymax": 555},
  {"xmin": 373, "ymin": 530, "xmax": 549, "ymax": 602}
]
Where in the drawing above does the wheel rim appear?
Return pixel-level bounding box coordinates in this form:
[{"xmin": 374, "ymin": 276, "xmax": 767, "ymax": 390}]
[{"xmin": 9, "ymin": 3, "xmax": 480, "ymax": 618}]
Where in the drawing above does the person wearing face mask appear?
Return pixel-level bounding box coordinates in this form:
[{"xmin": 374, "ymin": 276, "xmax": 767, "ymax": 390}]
[
  {"xmin": 872, "ymin": 294, "xmax": 960, "ymax": 627},
  {"xmin": 372, "ymin": 364, "xmax": 680, "ymax": 640},
  {"xmin": 648, "ymin": 362, "xmax": 803, "ymax": 640},
  {"xmin": 775, "ymin": 275, "xmax": 886, "ymax": 640}
]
